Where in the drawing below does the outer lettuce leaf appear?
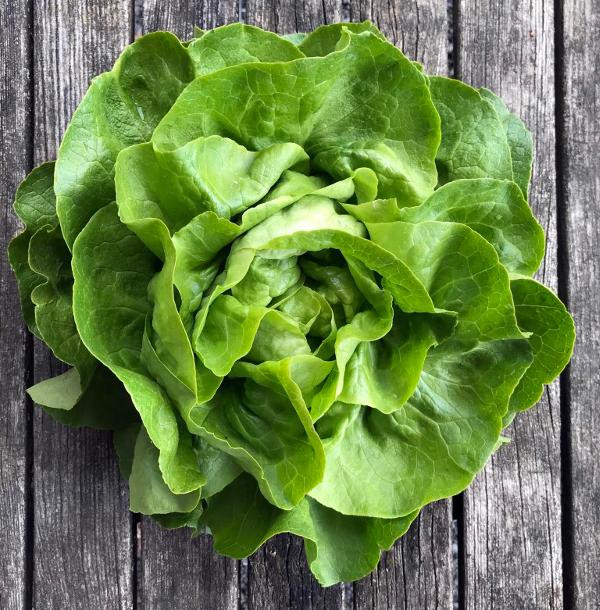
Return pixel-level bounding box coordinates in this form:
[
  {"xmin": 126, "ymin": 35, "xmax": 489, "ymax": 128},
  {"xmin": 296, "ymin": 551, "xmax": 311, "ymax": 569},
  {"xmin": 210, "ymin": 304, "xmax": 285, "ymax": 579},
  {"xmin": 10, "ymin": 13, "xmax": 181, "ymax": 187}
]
[
  {"xmin": 429, "ymin": 76, "xmax": 513, "ymax": 185},
  {"xmin": 72, "ymin": 203, "xmax": 204, "ymax": 497},
  {"xmin": 187, "ymin": 23, "xmax": 304, "ymax": 75},
  {"xmin": 8, "ymin": 230, "xmax": 44, "ymax": 337},
  {"xmin": 479, "ymin": 88, "xmax": 533, "ymax": 197},
  {"xmin": 129, "ymin": 426, "xmax": 201, "ymax": 515},
  {"xmin": 507, "ymin": 277, "xmax": 575, "ymax": 416},
  {"xmin": 56, "ymin": 32, "xmax": 196, "ymax": 248},
  {"xmin": 309, "ymin": 339, "xmax": 532, "ymax": 517},
  {"xmin": 202, "ymin": 473, "xmax": 418, "ymax": 587},
  {"xmin": 10, "ymin": 162, "xmax": 139, "ymax": 428},
  {"xmin": 398, "ymin": 179, "xmax": 545, "ymax": 276},
  {"xmin": 28, "ymin": 225, "xmax": 95, "ymax": 381},
  {"xmin": 10, "ymin": 163, "xmax": 91, "ymax": 368}
]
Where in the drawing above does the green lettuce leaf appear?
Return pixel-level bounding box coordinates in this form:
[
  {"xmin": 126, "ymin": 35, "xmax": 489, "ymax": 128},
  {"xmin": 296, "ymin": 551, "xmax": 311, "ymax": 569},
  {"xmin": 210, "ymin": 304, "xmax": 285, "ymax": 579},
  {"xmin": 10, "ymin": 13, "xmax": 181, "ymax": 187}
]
[
  {"xmin": 56, "ymin": 32, "xmax": 196, "ymax": 249},
  {"xmin": 187, "ymin": 23, "xmax": 304, "ymax": 75},
  {"xmin": 398, "ymin": 178, "xmax": 545, "ymax": 275},
  {"xmin": 478, "ymin": 88, "xmax": 533, "ymax": 197},
  {"xmin": 202, "ymin": 473, "xmax": 418, "ymax": 586},
  {"xmin": 507, "ymin": 277, "xmax": 575, "ymax": 417},
  {"xmin": 429, "ymin": 76, "xmax": 513, "ymax": 185}
]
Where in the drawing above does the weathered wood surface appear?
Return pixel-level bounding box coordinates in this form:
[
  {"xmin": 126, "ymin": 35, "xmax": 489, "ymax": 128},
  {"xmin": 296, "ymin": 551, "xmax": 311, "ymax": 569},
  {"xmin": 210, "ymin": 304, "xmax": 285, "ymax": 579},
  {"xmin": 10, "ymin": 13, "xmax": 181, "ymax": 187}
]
[
  {"xmin": 246, "ymin": 534, "xmax": 348, "ymax": 610},
  {"xmin": 348, "ymin": 0, "xmax": 448, "ymax": 75},
  {"xmin": 30, "ymin": 1, "xmax": 134, "ymax": 608},
  {"xmin": 562, "ymin": 1, "xmax": 600, "ymax": 608},
  {"xmin": 138, "ymin": 522, "xmax": 239, "ymax": 609},
  {"xmin": 246, "ymin": 0, "xmax": 344, "ymax": 31},
  {"xmin": 0, "ymin": 1, "xmax": 30, "ymax": 609},
  {"xmin": 139, "ymin": 0, "xmax": 237, "ymax": 38},
  {"xmin": 457, "ymin": 2, "xmax": 564, "ymax": 609},
  {"xmin": 354, "ymin": 502, "xmax": 453, "ymax": 610},
  {"xmin": 0, "ymin": 0, "xmax": 598, "ymax": 608}
]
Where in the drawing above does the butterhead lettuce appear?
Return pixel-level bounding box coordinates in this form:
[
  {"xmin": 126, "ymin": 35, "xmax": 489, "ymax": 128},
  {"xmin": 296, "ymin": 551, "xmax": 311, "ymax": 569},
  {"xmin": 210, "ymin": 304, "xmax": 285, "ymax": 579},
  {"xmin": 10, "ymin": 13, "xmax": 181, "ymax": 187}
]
[{"xmin": 8, "ymin": 21, "xmax": 574, "ymax": 585}]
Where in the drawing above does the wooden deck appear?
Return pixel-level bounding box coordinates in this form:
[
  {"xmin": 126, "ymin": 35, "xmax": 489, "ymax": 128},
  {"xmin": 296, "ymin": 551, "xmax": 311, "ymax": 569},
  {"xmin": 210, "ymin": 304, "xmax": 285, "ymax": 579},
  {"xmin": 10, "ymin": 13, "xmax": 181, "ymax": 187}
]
[{"xmin": 0, "ymin": 1, "xmax": 597, "ymax": 608}]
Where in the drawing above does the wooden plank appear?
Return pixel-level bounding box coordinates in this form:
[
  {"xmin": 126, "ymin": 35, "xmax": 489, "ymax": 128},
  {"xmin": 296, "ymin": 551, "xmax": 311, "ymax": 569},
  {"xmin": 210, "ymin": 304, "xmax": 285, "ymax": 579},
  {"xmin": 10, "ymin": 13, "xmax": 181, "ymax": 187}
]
[
  {"xmin": 354, "ymin": 503, "xmax": 453, "ymax": 610},
  {"xmin": 457, "ymin": 2, "xmax": 563, "ymax": 608},
  {"xmin": 31, "ymin": 1, "xmax": 134, "ymax": 608},
  {"xmin": 245, "ymin": 2, "xmax": 452, "ymax": 608},
  {"xmin": 138, "ymin": 0, "xmax": 238, "ymax": 40},
  {"xmin": 350, "ymin": 4, "xmax": 452, "ymax": 609},
  {"xmin": 246, "ymin": 535, "xmax": 350, "ymax": 610},
  {"xmin": 0, "ymin": 1, "xmax": 31, "ymax": 608},
  {"xmin": 245, "ymin": 0, "xmax": 343, "ymax": 32},
  {"xmin": 138, "ymin": 522, "xmax": 239, "ymax": 610},
  {"xmin": 562, "ymin": 1, "xmax": 600, "ymax": 608},
  {"xmin": 135, "ymin": 3, "xmax": 240, "ymax": 609}
]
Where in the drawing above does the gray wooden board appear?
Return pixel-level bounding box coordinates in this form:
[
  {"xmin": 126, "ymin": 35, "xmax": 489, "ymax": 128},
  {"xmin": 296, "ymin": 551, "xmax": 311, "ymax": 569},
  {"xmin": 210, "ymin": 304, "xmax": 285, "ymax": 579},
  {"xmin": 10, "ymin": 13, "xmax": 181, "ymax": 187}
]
[
  {"xmin": 457, "ymin": 1, "xmax": 563, "ymax": 608},
  {"xmin": 135, "ymin": 2, "xmax": 241, "ymax": 609},
  {"xmin": 2, "ymin": 0, "xmax": 599, "ymax": 608},
  {"xmin": 138, "ymin": 522, "xmax": 239, "ymax": 609},
  {"xmin": 562, "ymin": 1, "xmax": 600, "ymax": 608},
  {"xmin": 245, "ymin": 534, "xmax": 350, "ymax": 610},
  {"xmin": 30, "ymin": 1, "xmax": 134, "ymax": 608},
  {"xmin": 244, "ymin": 2, "xmax": 453, "ymax": 608},
  {"xmin": 246, "ymin": 0, "xmax": 344, "ymax": 31},
  {"xmin": 0, "ymin": 1, "xmax": 31, "ymax": 609},
  {"xmin": 353, "ymin": 502, "xmax": 453, "ymax": 610},
  {"xmin": 347, "ymin": 3, "xmax": 453, "ymax": 608},
  {"xmin": 138, "ymin": 0, "xmax": 238, "ymax": 39}
]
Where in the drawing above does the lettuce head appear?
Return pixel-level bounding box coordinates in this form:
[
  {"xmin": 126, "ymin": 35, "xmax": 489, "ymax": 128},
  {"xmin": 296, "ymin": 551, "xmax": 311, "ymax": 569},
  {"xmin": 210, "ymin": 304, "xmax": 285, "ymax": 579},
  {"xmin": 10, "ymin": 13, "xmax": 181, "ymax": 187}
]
[{"xmin": 8, "ymin": 21, "xmax": 575, "ymax": 586}]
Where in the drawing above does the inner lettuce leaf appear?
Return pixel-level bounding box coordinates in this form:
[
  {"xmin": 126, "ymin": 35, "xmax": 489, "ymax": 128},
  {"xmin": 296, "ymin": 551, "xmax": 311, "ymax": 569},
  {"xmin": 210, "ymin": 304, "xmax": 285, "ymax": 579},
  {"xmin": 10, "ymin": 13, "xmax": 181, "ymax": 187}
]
[{"xmin": 9, "ymin": 21, "xmax": 574, "ymax": 586}]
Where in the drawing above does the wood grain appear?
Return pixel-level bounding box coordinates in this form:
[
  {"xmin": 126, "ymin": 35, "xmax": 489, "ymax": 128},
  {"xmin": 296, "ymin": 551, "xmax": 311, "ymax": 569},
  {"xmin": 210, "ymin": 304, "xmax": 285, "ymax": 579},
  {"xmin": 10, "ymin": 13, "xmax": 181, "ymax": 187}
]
[
  {"xmin": 246, "ymin": 535, "xmax": 348, "ymax": 610},
  {"xmin": 138, "ymin": 523, "xmax": 239, "ymax": 609},
  {"xmin": 245, "ymin": 2, "xmax": 453, "ymax": 609},
  {"xmin": 457, "ymin": 2, "xmax": 563, "ymax": 608},
  {"xmin": 245, "ymin": 0, "xmax": 343, "ymax": 32},
  {"xmin": 0, "ymin": 1, "xmax": 31, "ymax": 609},
  {"xmin": 31, "ymin": 1, "xmax": 134, "ymax": 608},
  {"xmin": 138, "ymin": 0, "xmax": 238, "ymax": 40},
  {"xmin": 136, "ymin": 3, "xmax": 240, "ymax": 608},
  {"xmin": 354, "ymin": 503, "xmax": 453, "ymax": 610},
  {"xmin": 0, "ymin": 1, "xmax": 597, "ymax": 608},
  {"xmin": 562, "ymin": 1, "xmax": 600, "ymax": 608}
]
